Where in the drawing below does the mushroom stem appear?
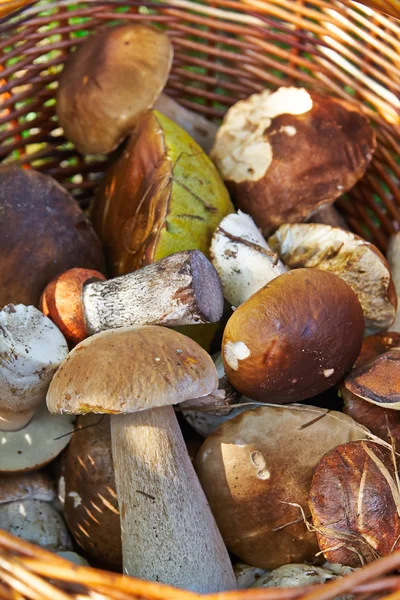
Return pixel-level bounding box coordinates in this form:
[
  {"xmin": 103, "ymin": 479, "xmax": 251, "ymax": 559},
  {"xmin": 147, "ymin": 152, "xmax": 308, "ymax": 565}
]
[
  {"xmin": 210, "ymin": 211, "xmax": 287, "ymax": 307},
  {"xmin": 307, "ymin": 204, "xmax": 350, "ymax": 230},
  {"xmin": 154, "ymin": 94, "xmax": 217, "ymax": 153},
  {"xmin": 82, "ymin": 250, "xmax": 223, "ymax": 335},
  {"xmin": 110, "ymin": 406, "xmax": 236, "ymax": 592},
  {"xmin": 388, "ymin": 233, "xmax": 400, "ymax": 333}
]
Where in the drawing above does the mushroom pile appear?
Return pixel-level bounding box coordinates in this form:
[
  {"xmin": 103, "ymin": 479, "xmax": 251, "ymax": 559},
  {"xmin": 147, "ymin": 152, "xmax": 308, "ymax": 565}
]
[{"xmin": 2, "ymin": 21, "xmax": 400, "ymax": 596}]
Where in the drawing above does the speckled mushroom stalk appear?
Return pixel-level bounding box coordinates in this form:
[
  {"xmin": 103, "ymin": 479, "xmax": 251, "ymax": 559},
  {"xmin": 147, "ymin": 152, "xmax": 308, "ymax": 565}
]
[
  {"xmin": 388, "ymin": 232, "xmax": 400, "ymax": 333},
  {"xmin": 41, "ymin": 250, "xmax": 223, "ymax": 346},
  {"xmin": 47, "ymin": 326, "xmax": 236, "ymax": 592}
]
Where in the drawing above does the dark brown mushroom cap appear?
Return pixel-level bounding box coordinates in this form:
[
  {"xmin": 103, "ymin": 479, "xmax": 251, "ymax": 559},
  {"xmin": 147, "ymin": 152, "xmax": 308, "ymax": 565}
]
[
  {"xmin": 344, "ymin": 348, "xmax": 400, "ymax": 409},
  {"xmin": 0, "ymin": 166, "xmax": 105, "ymax": 307},
  {"xmin": 222, "ymin": 269, "xmax": 364, "ymax": 403},
  {"xmin": 210, "ymin": 87, "xmax": 376, "ymax": 234},
  {"xmin": 56, "ymin": 24, "xmax": 173, "ymax": 154},
  {"xmin": 309, "ymin": 440, "xmax": 400, "ymax": 567},
  {"xmin": 342, "ymin": 332, "xmax": 400, "ymax": 445},
  {"xmin": 194, "ymin": 405, "xmax": 366, "ymax": 569},
  {"xmin": 47, "ymin": 326, "xmax": 218, "ymax": 415},
  {"xmin": 354, "ymin": 332, "xmax": 400, "ymax": 370},
  {"xmin": 62, "ymin": 414, "xmax": 122, "ymax": 571}
]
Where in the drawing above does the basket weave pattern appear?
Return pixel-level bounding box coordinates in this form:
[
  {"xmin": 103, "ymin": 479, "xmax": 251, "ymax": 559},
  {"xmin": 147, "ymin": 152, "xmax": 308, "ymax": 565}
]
[
  {"xmin": 2, "ymin": 529, "xmax": 400, "ymax": 600},
  {"xmin": 1, "ymin": 0, "xmax": 400, "ymax": 598},
  {"xmin": 0, "ymin": 0, "xmax": 399, "ymax": 251}
]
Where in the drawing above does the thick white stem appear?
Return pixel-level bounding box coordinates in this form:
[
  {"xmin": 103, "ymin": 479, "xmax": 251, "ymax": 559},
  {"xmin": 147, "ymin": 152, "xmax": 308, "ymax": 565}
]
[
  {"xmin": 154, "ymin": 94, "xmax": 217, "ymax": 153},
  {"xmin": 82, "ymin": 250, "xmax": 223, "ymax": 335},
  {"xmin": 210, "ymin": 211, "xmax": 287, "ymax": 307},
  {"xmin": 388, "ymin": 233, "xmax": 400, "ymax": 332},
  {"xmin": 111, "ymin": 406, "xmax": 236, "ymax": 592}
]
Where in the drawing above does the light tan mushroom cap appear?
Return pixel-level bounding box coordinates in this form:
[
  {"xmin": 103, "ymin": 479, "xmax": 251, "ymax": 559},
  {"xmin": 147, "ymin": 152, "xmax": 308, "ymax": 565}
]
[
  {"xmin": 269, "ymin": 224, "xmax": 396, "ymax": 335},
  {"xmin": 195, "ymin": 404, "xmax": 367, "ymax": 569},
  {"xmin": 47, "ymin": 326, "xmax": 219, "ymax": 415}
]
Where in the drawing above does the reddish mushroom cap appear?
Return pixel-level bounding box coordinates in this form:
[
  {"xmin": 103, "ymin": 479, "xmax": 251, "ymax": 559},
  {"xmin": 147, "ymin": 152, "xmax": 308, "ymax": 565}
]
[{"xmin": 41, "ymin": 268, "xmax": 106, "ymax": 347}]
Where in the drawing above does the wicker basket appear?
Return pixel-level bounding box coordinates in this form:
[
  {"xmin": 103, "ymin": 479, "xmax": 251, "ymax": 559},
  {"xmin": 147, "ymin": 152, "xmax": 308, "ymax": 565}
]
[{"xmin": 0, "ymin": 0, "xmax": 400, "ymax": 598}]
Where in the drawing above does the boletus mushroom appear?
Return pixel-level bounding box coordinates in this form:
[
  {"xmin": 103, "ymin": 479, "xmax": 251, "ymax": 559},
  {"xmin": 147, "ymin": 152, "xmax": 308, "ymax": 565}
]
[
  {"xmin": 0, "ymin": 471, "xmax": 72, "ymax": 551},
  {"xmin": 60, "ymin": 414, "xmax": 122, "ymax": 571},
  {"xmin": 0, "ymin": 166, "xmax": 104, "ymax": 307},
  {"xmin": 210, "ymin": 87, "xmax": 375, "ymax": 234},
  {"xmin": 41, "ymin": 250, "xmax": 223, "ymax": 346},
  {"xmin": 251, "ymin": 563, "xmax": 354, "ymax": 589},
  {"xmin": 195, "ymin": 404, "xmax": 366, "ymax": 569},
  {"xmin": 222, "ymin": 268, "xmax": 364, "ymax": 403},
  {"xmin": 56, "ymin": 24, "xmax": 173, "ymax": 155},
  {"xmin": 211, "ymin": 210, "xmax": 287, "ymax": 308},
  {"xmin": 0, "ymin": 304, "xmax": 68, "ymax": 430},
  {"xmin": 91, "ymin": 110, "xmax": 233, "ymax": 277},
  {"xmin": 47, "ymin": 326, "xmax": 235, "ymax": 592},
  {"xmin": 344, "ymin": 347, "xmax": 400, "ymax": 409},
  {"xmin": 342, "ymin": 332, "xmax": 400, "ymax": 447},
  {"xmin": 269, "ymin": 223, "xmax": 396, "ymax": 334},
  {"xmin": 309, "ymin": 440, "xmax": 400, "ymax": 567}
]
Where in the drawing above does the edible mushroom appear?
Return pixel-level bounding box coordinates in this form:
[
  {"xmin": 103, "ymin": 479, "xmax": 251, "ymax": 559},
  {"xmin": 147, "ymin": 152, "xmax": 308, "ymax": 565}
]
[
  {"xmin": 342, "ymin": 332, "xmax": 400, "ymax": 447},
  {"xmin": 195, "ymin": 404, "xmax": 367, "ymax": 569},
  {"xmin": 41, "ymin": 250, "xmax": 223, "ymax": 346},
  {"xmin": 309, "ymin": 440, "xmax": 400, "ymax": 566},
  {"xmin": 47, "ymin": 326, "xmax": 236, "ymax": 592},
  {"xmin": 56, "ymin": 24, "xmax": 173, "ymax": 154},
  {"xmin": 0, "ymin": 304, "xmax": 68, "ymax": 430},
  {"xmin": 222, "ymin": 268, "xmax": 364, "ymax": 403},
  {"xmin": 0, "ymin": 166, "xmax": 104, "ymax": 307},
  {"xmin": 210, "ymin": 87, "xmax": 376, "ymax": 234}
]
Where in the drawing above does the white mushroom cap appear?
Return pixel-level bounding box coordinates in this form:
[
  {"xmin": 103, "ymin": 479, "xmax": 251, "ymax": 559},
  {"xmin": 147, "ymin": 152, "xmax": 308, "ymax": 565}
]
[
  {"xmin": 0, "ymin": 402, "xmax": 74, "ymax": 474},
  {"xmin": 0, "ymin": 499, "xmax": 72, "ymax": 550},
  {"xmin": 234, "ymin": 563, "xmax": 267, "ymax": 589},
  {"xmin": 210, "ymin": 211, "xmax": 287, "ymax": 307},
  {"xmin": 269, "ymin": 224, "xmax": 396, "ymax": 335},
  {"xmin": 0, "ymin": 304, "xmax": 68, "ymax": 431},
  {"xmin": 251, "ymin": 563, "xmax": 354, "ymax": 589},
  {"xmin": 0, "ymin": 472, "xmax": 55, "ymax": 504}
]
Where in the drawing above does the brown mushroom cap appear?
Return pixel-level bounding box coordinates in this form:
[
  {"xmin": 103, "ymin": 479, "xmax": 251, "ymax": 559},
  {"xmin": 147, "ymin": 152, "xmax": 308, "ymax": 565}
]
[
  {"xmin": 342, "ymin": 332, "xmax": 400, "ymax": 445},
  {"xmin": 222, "ymin": 269, "xmax": 364, "ymax": 403},
  {"xmin": 62, "ymin": 414, "xmax": 121, "ymax": 571},
  {"xmin": 344, "ymin": 347, "xmax": 400, "ymax": 409},
  {"xmin": 309, "ymin": 440, "xmax": 400, "ymax": 567},
  {"xmin": 0, "ymin": 166, "xmax": 104, "ymax": 307},
  {"xmin": 47, "ymin": 326, "xmax": 218, "ymax": 415},
  {"xmin": 269, "ymin": 224, "xmax": 396, "ymax": 334},
  {"xmin": 210, "ymin": 87, "xmax": 375, "ymax": 234},
  {"xmin": 194, "ymin": 405, "xmax": 367, "ymax": 569},
  {"xmin": 91, "ymin": 110, "xmax": 233, "ymax": 277},
  {"xmin": 56, "ymin": 24, "xmax": 173, "ymax": 154}
]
